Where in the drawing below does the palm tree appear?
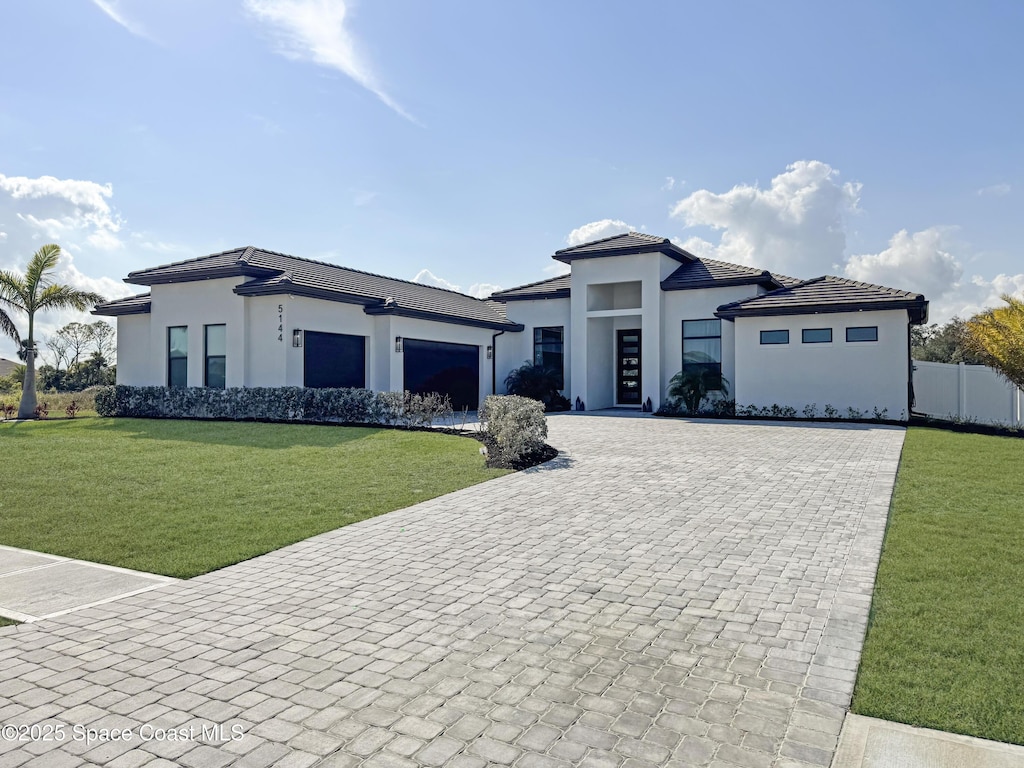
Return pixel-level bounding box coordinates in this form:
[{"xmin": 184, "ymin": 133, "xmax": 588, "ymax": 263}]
[
  {"xmin": 667, "ymin": 368, "xmax": 731, "ymax": 414},
  {"xmin": 0, "ymin": 244, "xmax": 105, "ymax": 419}
]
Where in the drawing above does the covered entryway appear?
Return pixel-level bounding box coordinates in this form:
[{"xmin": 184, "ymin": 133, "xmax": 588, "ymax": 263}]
[
  {"xmin": 304, "ymin": 331, "xmax": 366, "ymax": 388},
  {"xmin": 403, "ymin": 339, "xmax": 480, "ymax": 410},
  {"xmin": 616, "ymin": 329, "xmax": 642, "ymax": 405}
]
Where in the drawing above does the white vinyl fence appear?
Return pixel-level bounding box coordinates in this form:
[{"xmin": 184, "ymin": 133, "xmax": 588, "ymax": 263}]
[{"xmin": 913, "ymin": 360, "xmax": 1023, "ymax": 426}]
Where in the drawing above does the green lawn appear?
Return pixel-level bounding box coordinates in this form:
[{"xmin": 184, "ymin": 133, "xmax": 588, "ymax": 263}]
[
  {"xmin": 0, "ymin": 418, "xmax": 506, "ymax": 578},
  {"xmin": 852, "ymin": 427, "xmax": 1024, "ymax": 745}
]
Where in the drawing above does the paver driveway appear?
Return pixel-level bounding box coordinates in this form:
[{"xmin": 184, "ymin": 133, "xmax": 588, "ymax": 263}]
[{"xmin": 0, "ymin": 415, "xmax": 904, "ymax": 768}]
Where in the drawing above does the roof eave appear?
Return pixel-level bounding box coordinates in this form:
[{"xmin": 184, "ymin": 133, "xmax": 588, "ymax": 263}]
[
  {"xmin": 232, "ymin": 282, "xmax": 377, "ymax": 306},
  {"xmin": 363, "ymin": 304, "xmax": 523, "ymax": 332},
  {"xmin": 127, "ymin": 264, "xmax": 280, "ymax": 286},
  {"xmin": 490, "ymin": 289, "xmax": 572, "ymax": 302},
  {"xmin": 553, "ymin": 243, "xmax": 696, "ymax": 265},
  {"xmin": 92, "ymin": 302, "xmax": 152, "ymax": 317},
  {"xmin": 661, "ymin": 275, "xmax": 779, "ymax": 292},
  {"xmin": 715, "ymin": 298, "xmax": 929, "ymax": 321}
]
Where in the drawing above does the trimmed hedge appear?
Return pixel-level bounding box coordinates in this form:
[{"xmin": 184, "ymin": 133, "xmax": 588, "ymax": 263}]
[{"xmin": 93, "ymin": 385, "xmax": 459, "ymax": 427}]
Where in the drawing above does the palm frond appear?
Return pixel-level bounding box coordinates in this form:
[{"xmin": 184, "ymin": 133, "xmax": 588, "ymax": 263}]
[
  {"xmin": 0, "ymin": 270, "xmax": 28, "ymax": 312},
  {"xmin": 0, "ymin": 308, "xmax": 20, "ymax": 344},
  {"xmin": 36, "ymin": 284, "xmax": 106, "ymax": 313},
  {"xmin": 24, "ymin": 244, "xmax": 63, "ymax": 300}
]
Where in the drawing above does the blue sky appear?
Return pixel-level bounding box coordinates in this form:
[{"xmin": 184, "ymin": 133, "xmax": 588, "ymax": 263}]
[{"xmin": 1, "ymin": 0, "xmax": 1021, "ymax": 359}]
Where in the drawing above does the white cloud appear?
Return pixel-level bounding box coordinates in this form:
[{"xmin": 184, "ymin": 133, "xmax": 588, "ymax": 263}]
[
  {"xmin": 669, "ymin": 160, "xmax": 1024, "ymax": 324},
  {"xmin": 91, "ymin": 0, "xmax": 151, "ymax": 40},
  {"xmin": 566, "ymin": 219, "xmax": 634, "ymax": 247},
  {"xmin": 543, "ymin": 262, "xmax": 571, "ymax": 276},
  {"xmin": 245, "ymin": 0, "xmax": 415, "ymax": 123},
  {"xmin": 845, "ymin": 228, "xmax": 1024, "ymax": 322},
  {"xmin": 662, "ymin": 177, "xmax": 676, "ymax": 191},
  {"xmin": 410, "ymin": 269, "xmax": 500, "ymax": 299},
  {"xmin": 0, "ymin": 173, "xmax": 141, "ymax": 356},
  {"xmin": 977, "ymin": 183, "xmax": 1011, "ymax": 197},
  {"xmin": 670, "ymin": 160, "xmax": 861, "ymax": 276}
]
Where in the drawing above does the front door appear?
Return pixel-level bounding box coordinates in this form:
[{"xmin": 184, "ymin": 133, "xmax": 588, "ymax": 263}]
[{"xmin": 616, "ymin": 329, "xmax": 641, "ymax": 405}]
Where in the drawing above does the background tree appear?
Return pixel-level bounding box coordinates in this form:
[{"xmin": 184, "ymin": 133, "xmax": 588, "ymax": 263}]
[
  {"xmin": 44, "ymin": 332, "xmax": 71, "ymax": 371},
  {"xmin": 0, "ymin": 244, "xmax": 104, "ymax": 418},
  {"xmin": 60, "ymin": 321, "xmax": 94, "ymax": 367},
  {"xmin": 89, "ymin": 320, "xmax": 116, "ymax": 364},
  {"xmin": 965, "ymin": 295, "xmax": 1024, "ymax": 390},
  {"xmin": 911, "ymin": 318, "xmax": 988, "ymax": 365}
]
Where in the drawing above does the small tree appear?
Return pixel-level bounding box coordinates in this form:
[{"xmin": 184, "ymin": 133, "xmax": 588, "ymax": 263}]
[
  {"xmin": 667, "ymin": 369, "xmax": 731, "ymax": 414},
  {"xmin": 965, "ymin": 294, "xmax": 1024, "ymax": 390},
  {"xmin": 0, "ymin": 244, "xmax": 105, "ymax": 419}
]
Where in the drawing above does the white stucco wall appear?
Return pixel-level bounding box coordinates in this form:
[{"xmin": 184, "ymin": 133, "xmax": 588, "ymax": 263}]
[
  {"xmin": 114, "ymin": 314, "xmax": 152, "ymax": 386},
  {"xmin": 146, "ymin": 277, "xmax": 248, "ymax": 387},
  {"xmin": 569, "ymin": 253, "xmax": 679, "ymax": 410},
  {"xmin": 733, "ymin": 309, "xmax": 912, "ymax": 418},
  {"xmin": 660, "ymin": 285, "xmax": 766, "ymax": 403},
  {"xmin": 497, "ymin": 298, "xmax": 570, "ymax": 395}
]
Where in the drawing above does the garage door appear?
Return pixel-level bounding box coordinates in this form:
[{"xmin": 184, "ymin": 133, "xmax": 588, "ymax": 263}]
[
  {"xmin": 403, "ymin": 339, "xmax": 479, "ymax": 410},
  {"xmin": 304, "ymin": 331, "xmax": 366, "ymax": 388}
]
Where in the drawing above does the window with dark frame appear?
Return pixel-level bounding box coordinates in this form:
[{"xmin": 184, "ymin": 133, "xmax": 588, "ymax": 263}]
[
  {"xmin": 802, "ymin": 328, "xmax": 832, "ymax": 343},
  {"xmin": 760, "ymin": 329, "xmax": 790, "ymax": 345},
  {"xmin": 204, "ymin": 324, "xmax": 226, "ymax": 388},
  {"xmin": 682, "ymin": 319, "xmax": 722, "ymax": 388},
  {"xmin": 846, "ymin": 326, "xmax": 879, "ymax": 342},
  {"xmin": 533, "ymin": 326, "xmax": 564, "ymax": 389},
  {"xmin": 167, "ymin": 326, "xmax": 187, "ymax": 388}
]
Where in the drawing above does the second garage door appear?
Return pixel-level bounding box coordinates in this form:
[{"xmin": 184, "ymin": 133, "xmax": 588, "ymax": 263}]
[{"xmin": 403, "ymin": 339, "xmax": 480, "ymax": 410}]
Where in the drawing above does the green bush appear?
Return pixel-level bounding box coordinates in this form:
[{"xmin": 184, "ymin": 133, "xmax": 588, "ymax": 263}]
[
  {"xmin": 504, "ymin": 362, "xmax": 571, "ymax": 412},
  {"xmin": 480, "ymin": 394, "xmax": 547, "ymax": 463},
  {"xmin": 92, "ymin": 385, "xmax": 458, "ymax": 427}
]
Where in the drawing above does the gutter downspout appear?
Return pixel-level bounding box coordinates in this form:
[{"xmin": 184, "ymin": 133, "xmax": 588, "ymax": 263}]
[{"xmin": 491, "ymin": 330, "xmax": 506, "ymax": 395}]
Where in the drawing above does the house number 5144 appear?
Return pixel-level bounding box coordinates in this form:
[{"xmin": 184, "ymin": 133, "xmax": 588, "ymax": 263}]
[{"xmin": 277, "ymin": 304, "xmax": 284, "ymax": 342}]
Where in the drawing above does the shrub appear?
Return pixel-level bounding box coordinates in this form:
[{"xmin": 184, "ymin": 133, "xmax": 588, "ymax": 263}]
[
  {"xmin": 666, "ymin": 369, "xmax": 731, "ymax": 415},
  {"xmin": 480, "ymin": 395, "xmax": 547, "ymax": 463},
  {"xmin": 34, "ymin": 402, "xmax": 49, "ymax": 419},
  {"xmin": 92, "ymin": 385, "xmax": 457, "ymax": 428},
  {"xmin": 65, "ymin": 400, "xmax": 80, "ymax": 419},
  {"xmin": 504, "ymin": 362, "xmax": 570, "ymax": 412},
  {"xmin": 1, "ymin": 402, "xmax": 15, "ymax": 420}
]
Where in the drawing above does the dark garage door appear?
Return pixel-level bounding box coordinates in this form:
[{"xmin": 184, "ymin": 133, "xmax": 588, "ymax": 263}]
[
  {"xmin": 403, "ymin": 339, "xmax": 479, "ymax": 410},
  {"xmin": 304, "ymin": 331, "xmax": 366, "ymax": 388}
]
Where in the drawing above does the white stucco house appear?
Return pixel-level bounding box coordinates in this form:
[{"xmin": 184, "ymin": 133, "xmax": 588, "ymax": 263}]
[{"xmin": 94, "ymin": 232, "xmax": 928, "ymax": 418}]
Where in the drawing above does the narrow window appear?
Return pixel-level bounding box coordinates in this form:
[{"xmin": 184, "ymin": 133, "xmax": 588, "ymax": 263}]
[
  {"xmin": 204, "ymin": 324, "xmax": 226, "ymax": 388},
  {"xmin": 760, "ymin": 329, "xmax": 790, "ymax": 345},
  {"xmin": 682, "ymin": 319, "xmax": 722, "ymax": 388},
  {"xmin": 802, "ymin": 328, "xmax": 832, "ymax": 343},
  {"xmin": 846, "ymin": 326, "xmax": 878, "ymax": 342},
  {"xmin": 533, "ymin": 327, "xmax": 564, "ymax": 389},
  {"xmin": 167, "ymin": 326, "xmax": 188, "ymax": 388}
]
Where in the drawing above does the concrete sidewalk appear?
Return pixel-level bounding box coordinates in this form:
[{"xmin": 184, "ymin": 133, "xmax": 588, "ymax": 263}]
[
  {"xmin": 0, "ymin": 544, "xmax": 177, "ymax": 622},
  {"xmin": 833, "ymin": 714, "xmax": 1024, "ymax": 767}
]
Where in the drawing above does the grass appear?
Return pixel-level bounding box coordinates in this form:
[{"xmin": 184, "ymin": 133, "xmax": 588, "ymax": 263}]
[
  {"xmin": 852, "ymin": 427, "xmax": 1024, "ymax": 745},
  {"xmin": 0, "ymin": 418, "xmax": 507, "ymax": 578},
  {"xmin": 0, "ymin": 617, "xmax": 17, "ymax": 627}
]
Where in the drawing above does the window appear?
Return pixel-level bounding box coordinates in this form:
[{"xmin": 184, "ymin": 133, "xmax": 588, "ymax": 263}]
[
  {"xmin": 533, "ymin": 327, "xmax": 564, "ymax": 389},
  {"xmin": 846, "ymin": 326, "xmax": 878, "ymax": 342},
  {"xmin": 802, "ymin": 328, "xmax": 832, "ymax": 344},
  {"xmin": 760, "ymin": 329, "xmax": 790, "ymax": 345},
  {"xmin": 167, "ymin": 326, "xmax": 187, "ymax": 388},
  {"xmin": 204, "ymin": 324, "xmax": 226, "ymax": 388},
  {"xmin": 682, "ymin": 319, "xmax": 722, "ymax": 387}
]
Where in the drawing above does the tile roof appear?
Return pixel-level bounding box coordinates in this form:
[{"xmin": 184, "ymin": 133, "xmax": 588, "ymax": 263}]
[
  {"xmin": 124, "ymin": 248, "xmax": 521, "ymax": 331},
  {"xmin": 553, "ymin": 232, "xmax": 695, "ymax": 264},
  {"xmin": 661, "ymin": 257, "xmax": 785, "ymax": 291},
  {"xmin": 92, "ymin": 292, "xmax": 153, "ymax": 316},
  {"xmin": 489, "ymin": 274, "xmax": 571, "ymax": 301},
  {"xmin": 715, "ymin": 275, "xmax": 928, "ymax": 323}
]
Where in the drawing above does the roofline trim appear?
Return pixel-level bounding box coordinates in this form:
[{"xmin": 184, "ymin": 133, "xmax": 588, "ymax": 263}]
[
  {"xmin": 127, "ymin": 264, "xmax": 279, "ymax": 286},
  {"xmin": 92, "ymin": 303, "xmax": 152, "ymax": 317},
  {"xmin": 490, "ymin": 289, "xmax": 572, "ymax": 302},
  {"xmin": 715, "ymin": 299, "xmax": 929, "ymax": 324},
  {"xmin": 661, "ymin": 275, "xmax": 782, "ymax": 292},
  {"xmin": 363, "ymin": 304, "xmax": 524, "ymax": 331},
  {"xmin": 553, "ymin": 242, "xmax": 696, "ymax": 265},
  {"xmin": 232, "ymin": 281, "xmax": 378, "ymax": 306}
]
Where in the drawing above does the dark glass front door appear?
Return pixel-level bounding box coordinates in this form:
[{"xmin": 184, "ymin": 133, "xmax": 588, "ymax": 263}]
[{"xmin": 616, "ymin": 329, "xmax": 641, "ymax": 405}]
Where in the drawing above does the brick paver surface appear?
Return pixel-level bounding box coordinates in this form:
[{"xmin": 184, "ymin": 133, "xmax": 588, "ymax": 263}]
[{"xmin": 0, "ymin": 415, "xmax": 904, "ymax": 767}]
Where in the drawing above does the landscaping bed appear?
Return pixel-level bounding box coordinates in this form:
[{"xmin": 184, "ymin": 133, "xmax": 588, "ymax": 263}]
[
  {"xmin": 852, "ymin": 427, "xmax": 1024, "ymax": 745},
  {"xmin": 0, "ymin": 418, "xmax": 510, "ymax": 578}
]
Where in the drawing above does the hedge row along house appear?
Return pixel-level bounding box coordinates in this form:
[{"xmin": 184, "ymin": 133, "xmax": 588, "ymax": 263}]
[{"xmin": 94, "ymin": 232, "xmax": 929, "ymax": 417}]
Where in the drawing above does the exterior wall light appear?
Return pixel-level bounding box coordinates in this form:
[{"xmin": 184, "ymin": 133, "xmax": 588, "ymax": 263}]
[
  {"xmin": 395, "ymin": 336, "xmax": 403, "ymax": 353},
  {"xmin": 486, "ymin": 345, "xmax": 493, "ymax": 359},
  {"xmin": 292, "ymin": 329, "xmax": 303, "ymax": 347}
]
